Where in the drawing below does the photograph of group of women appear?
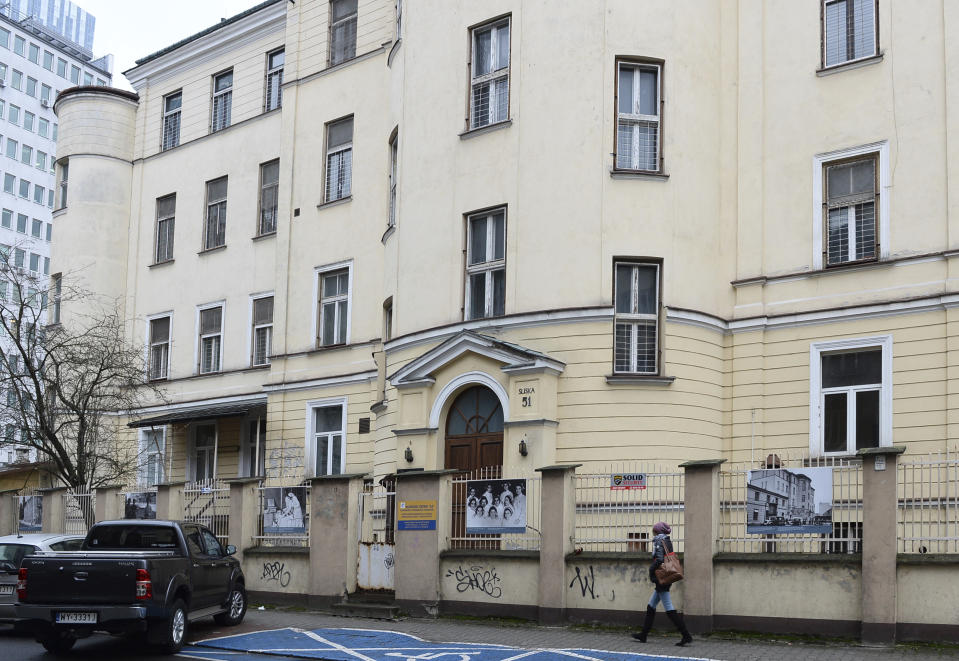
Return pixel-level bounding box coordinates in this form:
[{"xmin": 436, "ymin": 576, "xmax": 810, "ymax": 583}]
[{"xmin": 465, "ymin": 478, "xmax": 526, "ymax": 534}]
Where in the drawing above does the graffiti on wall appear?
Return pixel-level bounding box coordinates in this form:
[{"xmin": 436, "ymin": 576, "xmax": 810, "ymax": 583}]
[
  {"xmin": 445, "ymin": 564, "xmax": 503, "ymax": 599},
  {"xmin": 261, "ymin": 561, "xmax": 292, "ymax": 588},
  {"xmin": 568, "ymin": 565, "xmax": 600, "ymax": 600}
]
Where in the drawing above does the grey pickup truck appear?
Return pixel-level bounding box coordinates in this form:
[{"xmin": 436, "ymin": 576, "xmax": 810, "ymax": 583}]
[{"xmin": 15, "ymin": 519, "xmax": 246, "ymax": 654}]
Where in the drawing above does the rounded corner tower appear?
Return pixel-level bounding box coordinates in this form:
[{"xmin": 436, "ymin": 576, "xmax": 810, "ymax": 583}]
[{"xmin": 52, "ymin": 86, "xmax": 138, "ymax": 320}]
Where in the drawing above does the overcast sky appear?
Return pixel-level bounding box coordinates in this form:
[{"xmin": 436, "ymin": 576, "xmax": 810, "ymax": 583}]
[{"xmin": 78, "ymin": 0, "xmax": 258, "ymax": 89}]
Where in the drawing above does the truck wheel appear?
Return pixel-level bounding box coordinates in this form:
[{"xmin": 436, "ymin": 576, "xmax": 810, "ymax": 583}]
[
  {"xmin": 214, "ymin": 585, "xmax": 247, "ymax": 626},
  {"xmin": 40, "ymin": 631, "xmax": 77, "ymax": 654},
  {"xmin": 156, "ymin": 598, "xmax": 187, "ymax": 654}
]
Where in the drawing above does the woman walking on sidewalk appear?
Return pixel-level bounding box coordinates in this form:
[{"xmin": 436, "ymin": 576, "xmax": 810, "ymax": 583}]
[{"xmin": 632, "ymin": 521, "xmax": 693, "ymax": 646}]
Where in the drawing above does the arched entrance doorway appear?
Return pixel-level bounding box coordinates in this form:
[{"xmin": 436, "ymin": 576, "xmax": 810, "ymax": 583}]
[{"xmin": 443, "ymin": 385, "xmax": 504, "ymax": 472}]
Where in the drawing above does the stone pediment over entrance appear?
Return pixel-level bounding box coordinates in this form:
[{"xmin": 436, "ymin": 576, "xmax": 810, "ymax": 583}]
[{"xmin": 389, "ymin": 331, "xmax": 565, "ymax": 388}]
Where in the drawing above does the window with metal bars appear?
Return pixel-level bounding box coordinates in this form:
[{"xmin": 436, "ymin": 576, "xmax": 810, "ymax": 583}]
[
  {"xmin": 259, "ymin": 160, "xmax": 279, "ymax": 235},
  {"xmin": 822, "ymin": 0, "xmax": 877, "ymax": 68},
  {"xmin": 265, "ymin": 49, "xmax": 284, "ymax": 112},
  {"xmin": 388, "ymin": 130, "xmax": 398, "ymax": 228},
  {"xmin": 149, "ymin": 316, "xmax": 170, "ymax": 380},
  {"xmin": 824, "ymin": 155, "xmax": 877, "ymax": 266},
  {"xmin": 329, "ymin": 0, "xmax": 357, "ymax": 66},
  {"xmin": 211, "ymin": 70, "xmax": 233, "ymax": 133},
  {"xmin": 198, "ymin": 306, "xmax": 223, "ymax": 374},
  {"xmin": 251, "ymin": 295, "xmax": 273, "ymax": 366},
  {"xmin": 161, "ymin": 91, "xmax": 181, "ymax": 151},
  {"xmin": 615, "ymin": 59, "xmax": 661, "ymax": 172},
  {"xmin": 613, "ymin": 262, "xmax": 660, "ymax": 374},
  {"xmin": 469, "ymin": 17, "xmax": 510, "ymax": 130},
  {"xmin": 325, "ymin": 117, "xmax": 353, "ymax": 202},
  {"xmin": 318, "ymin": 268, "xmax": 349, "ymax": 346},
  {"xmin": 204, "ymin": 177, "xmax": 228, "ymax": 251},
  {"xmin": 155, "ymin": 194, "xmax": 175, "ymax": 263},
  {"xmin": 465, "ymin": 209, "xmax": 506, "ymax": 320}
]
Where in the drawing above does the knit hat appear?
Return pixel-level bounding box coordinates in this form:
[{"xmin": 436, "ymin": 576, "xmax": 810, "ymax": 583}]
[{"xmin": 652, "ymin": 521, "xmax": 671, "ymax": 535}]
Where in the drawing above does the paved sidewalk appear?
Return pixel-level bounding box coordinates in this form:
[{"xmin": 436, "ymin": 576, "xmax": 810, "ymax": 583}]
[{"xmin": 181, "ymin": 606, "xmax": 956, "ymax": 661}]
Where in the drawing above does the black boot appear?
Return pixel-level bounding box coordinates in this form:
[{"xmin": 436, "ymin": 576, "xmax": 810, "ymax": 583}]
[
  {"xmin": 631, "ymin": 606, "xmax": 656, "ymax": 642},
  {"xmin": 666, "ymin": 610, "xmax": 693, "ymax": 646}
]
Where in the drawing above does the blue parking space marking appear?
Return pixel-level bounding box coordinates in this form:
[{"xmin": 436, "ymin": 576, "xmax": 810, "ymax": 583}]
[{"xmin": 179, "ymin": 627, "xmax": 715, "ymax": 661}]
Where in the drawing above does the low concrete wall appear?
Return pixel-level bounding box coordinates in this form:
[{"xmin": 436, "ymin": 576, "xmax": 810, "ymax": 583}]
[
  {"xmin": 897, "ymin": 557, "xmax": 959, "ymax": 642},
  {"xmin": 439, "ymin": 552, "xmax": 539, "ymax": 618},
  {"xmin": 243, "ymin": 546, "xmax": 312, "ymax": 605},
  {"xmin": 713, "ymin": 554, "xmax": 861, "ymax": 636}
]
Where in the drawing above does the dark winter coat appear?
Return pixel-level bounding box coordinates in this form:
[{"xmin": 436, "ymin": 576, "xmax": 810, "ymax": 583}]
[{"xmin": 648, "ymin": 533, "xmax": 673, "ymax": 592}]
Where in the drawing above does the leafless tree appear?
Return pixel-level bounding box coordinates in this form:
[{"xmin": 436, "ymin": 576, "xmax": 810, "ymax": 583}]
[{"xmin": 0, "ymin": 255, "xmax": 166, "ymax": 523}]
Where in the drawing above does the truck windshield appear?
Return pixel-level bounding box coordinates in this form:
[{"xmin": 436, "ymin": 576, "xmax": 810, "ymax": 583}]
[
  {"xmin": 85, "ymin": 526, "xmax": 179, "ymax": 550},
  {"xmin": 0, "ymin": 543, "xmax": 37, "ymax": 571}
]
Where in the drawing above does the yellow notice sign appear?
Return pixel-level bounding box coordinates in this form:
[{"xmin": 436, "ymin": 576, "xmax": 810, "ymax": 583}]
[{"xmin": 397, "ymin": 500, "xmax": 437, "ymax": 530}]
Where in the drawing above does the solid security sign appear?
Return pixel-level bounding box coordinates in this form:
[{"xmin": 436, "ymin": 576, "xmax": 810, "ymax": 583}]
[{"xmin": 610, "ymin": 473, "xmax": 646, "ymax": 490}]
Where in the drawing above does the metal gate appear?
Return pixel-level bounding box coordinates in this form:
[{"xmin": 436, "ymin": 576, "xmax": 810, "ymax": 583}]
[
  {"xmin": 183, "ymin": 479, "xmax": 230, "ymax": 545},
  {"xmin": 357, "ymin": 478, "xmax": 395, "ymax": 591}
]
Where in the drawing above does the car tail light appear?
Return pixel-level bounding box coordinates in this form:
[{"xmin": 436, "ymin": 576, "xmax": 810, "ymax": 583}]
[
  {"xmin": 135, "ymin": 569, "xmax": 152, "ymax": 600},
  {"xmin": 16, "ymin": 568, "xmax": 26, "ymax": 601}
]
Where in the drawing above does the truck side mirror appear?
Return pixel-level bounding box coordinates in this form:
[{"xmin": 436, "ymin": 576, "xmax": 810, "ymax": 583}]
[{"xmin": 224, "ymin": 544, "xmax": 237, "ymax": 556}]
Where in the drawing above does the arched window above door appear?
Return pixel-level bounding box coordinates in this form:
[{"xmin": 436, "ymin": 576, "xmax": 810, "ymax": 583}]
[{"xmin": 446, "ymin": 385, "xmax": 504, "ymax": 436}]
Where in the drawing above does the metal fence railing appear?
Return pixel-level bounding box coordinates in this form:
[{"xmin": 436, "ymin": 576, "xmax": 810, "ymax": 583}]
[
  {"xmin": 450, "ymin": 466, "xmax": 541, "ymax": 551},
  {"xmin": 183, "ymin": 479, "xmax": 230, "ymax": 545},
  {"xmin": 574, "ymin": 464, "xmax": 685, "ymax": 553},
  {"xmin": 359, "ymin": 478, "xmax": 394, "ymax": 545},
  {"xmin": 899, "ymin": 449, "xmax": 959, "ymax": 554},
  {"xmin": 254, "ymin": 479, "xmax": 310, "ymax": 547},
  {"xmin": 719, "ymin": 452, "xmax": 863, "ymax": 553},
  {"xmin": 62, "ymin": 489, "xmax": 95, "ymax": 535}
]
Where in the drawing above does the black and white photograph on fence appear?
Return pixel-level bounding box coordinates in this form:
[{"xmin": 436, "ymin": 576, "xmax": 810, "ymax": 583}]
[
  {"xmin": 263, "ymin": 486, "xmax": 307, "ymax": 534},
  {"xmin": 18, "ymin": 494, "xmax": 41, "ymax": 531},
  {"xmin": 124, "ymin": 492, "xmax": 157, "ymax": 520},
  {"xmin": 746, "ymin": 467, "xmax": 833, "ymax": 535},
  {"xmin": 465, "ymin": 478, "xmax": 526, "ymax": 534}
]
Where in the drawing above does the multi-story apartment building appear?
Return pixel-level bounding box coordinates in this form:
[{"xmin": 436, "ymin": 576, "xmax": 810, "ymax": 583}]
[
  {"xmin": 0, "ymin": 4, "xmax": 110, "ymax": 467},
  {"xmin": 51, "ymin": 0, "xmax": 958, "ymax": 489},
  {"xmin": 1, "ymin": 0, "xmax": 96, "ymax": 52}
]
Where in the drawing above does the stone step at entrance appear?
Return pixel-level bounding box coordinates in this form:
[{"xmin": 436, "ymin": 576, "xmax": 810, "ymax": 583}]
[{"xmin": 332, "ymin": 590, "xmax": 399, "ymax": 620}]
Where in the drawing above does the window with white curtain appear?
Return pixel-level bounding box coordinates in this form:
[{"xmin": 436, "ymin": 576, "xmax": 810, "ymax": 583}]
[
  {"xmin": 465, "ymin": 208, "xmax": 506, "ymax": 320},
  {"xmin": 613, "ymin": 261, "xmax": 660, "ymax": 374},
  {"xmin": 325, "ymin": 117, "xmax": 353, "ymax": 202},
  {"xmin": 824, "ymin": 154, "xmax": 877, "ymax": 266},
  {"xmin": 198, "ymin": 306, "xmax": 223, "ymax": 374},
  {"xmin": 616, "ymin": 59, "xmax": 661, "ymax": 172},
  {"xmin": 329, "ymin": 0, "xmax": 357, "ymax": 66},
  {"xmin": 823, "ymin": 0, "xmax": 877, "ymax": 68},
  {"xmin": 469, "ymin": 17, "xmax": 510, "ymax": 129},
  {"xmin": 251, "ymin": 295, "xmax": 273, "ymax": 366}
]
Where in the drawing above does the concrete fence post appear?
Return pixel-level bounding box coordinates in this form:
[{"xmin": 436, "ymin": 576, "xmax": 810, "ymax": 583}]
[
  {"xmin": 0, "ymin": 490, "xmax": 17, "ymax": 536},
  {"xmin": 394, "ymin": 469, "xmax": 456, "ymax": 617},
  {"xmin": 155, "ymin": 481, "xmax": 185, "ymax": 521},
  {"xmin": 679, "ymin": 458, "xmax": 725, "ymax": 634},
  {"xmin": 39, "ymin": 486, "xmax": 68, "ymax": 534},
  {"xmin": 536, "ymin": 464, "xmax": 580, "ymax": 625},
  {"xmin": 224, "ymin": 477, "xmax": 263, "ymax": 564},
  {"xmin": 858, "ymin": 446, "xmax": 906, "ymax": 645},
  {"xmin": 307, "ymin": 473, "xmax": 367, "ymax": 608},
  {"xmin": 94, "ymin": 485, "xmax": 123, "ymax": 523}
]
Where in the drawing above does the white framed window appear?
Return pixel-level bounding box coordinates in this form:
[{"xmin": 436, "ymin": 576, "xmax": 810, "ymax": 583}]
[
  {"xmin": 469, "ymin": 17, "xmax": 510, "ymax": 129},
  {"xmin": 138, "ymin": 428, "xmax": 165, "ymax": 487},
  {"xmin": 329, "ymin": 0, "xmax": 357, "ymax": 66},
  {"xmin": 191, "ymin": 423, "xmax": 216, "ymax": 482},
  {"xmin": 613, "ymin": 261, "xmax": 660, "ymax": 374},
  {"xmin": 812, "ymin": 141, "xmax": 888, "ymax": 270},
  {"xmin": 265, "ymin": 49, "xmax": 284, "ymax": 112},
  {"xmin": 197, "ymin": 304, "xmax": 223, "ymax": 374},
  {"xmin": 305, "ymin": 398, "xmax": 346, "ymax": 477},
  {"xmin": 148, "ymin": 315, "xmax": 171, "ymax": 380},
  {"xmin": 315, "ymin": 264, "xmax": 351, "ymax": 347},
  {"xmin": 244, "ymin": 417, "xmax": 266, "ymax": 478},
  {"xmin": 465, "ymin": 208, "xmax": 506, "ymax": 320},
  {"xmin": 250, "ymin": 295, "xmax": 273, "ymax": 366},
  {"xmin": 155, "ymin": 194, "xmax": 175, "ymax": 263},
  {"xmin": 258, "ymin": 160, "xmax": 279, "ymax": 235},
  {"xmin": 809, "ymin": 335, "xmax": 892, "ymax": 456},
  {"xmin": 615, "ymin": 59, "xmax": 661, "ymax": 172},
  {"xmin": 204, "ymin": 176, "xmax": 227, "ymax": 250},
  {"xmin": 325, "ymin": 116, "xmax": 353, "ymax": 202},
  {"xmin": 211, "ymin": 70, "xmax": 233, "ymax": 133},
  {"xmin": 388, "ymin": 129, "xmax": 398, "ymax": 228},
  {"xmin": 822, "ymin": 0, "xmax": 877, "ymax": 68},
  {"xmin": 161, "ymin": 91, "xmax": 181, "ymax": 151}
]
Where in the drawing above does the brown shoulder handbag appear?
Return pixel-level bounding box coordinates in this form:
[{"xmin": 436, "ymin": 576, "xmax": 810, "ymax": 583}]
[{"xmin": 654, "ymin": 551, "xmax": 684, "ymax": 585}]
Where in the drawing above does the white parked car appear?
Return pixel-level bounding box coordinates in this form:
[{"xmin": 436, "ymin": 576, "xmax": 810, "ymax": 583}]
[{"xmin": 0, "ymin": 533, "xmax": 85, "ymax": 622}]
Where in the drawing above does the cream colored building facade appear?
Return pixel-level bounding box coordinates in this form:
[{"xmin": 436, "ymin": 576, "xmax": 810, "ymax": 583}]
[{"xmin": 50, "ymin": 0, "xmax": 959, "ymax": 488}]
